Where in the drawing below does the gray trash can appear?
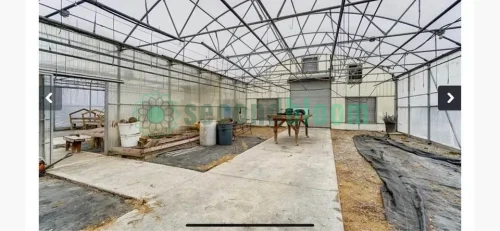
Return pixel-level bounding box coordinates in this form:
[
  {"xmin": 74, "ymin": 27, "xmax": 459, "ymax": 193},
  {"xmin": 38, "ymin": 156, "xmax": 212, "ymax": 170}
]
[{"xmin": 217, "ymin": 124, "xmax": 233, "ymax": 145}]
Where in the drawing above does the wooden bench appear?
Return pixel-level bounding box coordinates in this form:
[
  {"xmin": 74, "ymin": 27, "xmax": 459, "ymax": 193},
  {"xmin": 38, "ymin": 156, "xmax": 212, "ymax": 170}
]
[{"xmin": 63, "ymin": 135, "xmax": 90, "ymax": 153}]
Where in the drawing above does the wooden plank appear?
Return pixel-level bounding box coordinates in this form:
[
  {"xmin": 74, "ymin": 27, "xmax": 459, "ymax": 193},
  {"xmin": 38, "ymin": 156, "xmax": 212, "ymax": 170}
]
[
  {"xmin": 110, "ymin": 136, "xmax": 200, "ymax": 157},
  {"xmin": 63, "ymin": 135, "xmax": 90, "ymax": 142},
  {"xmin": 110, "ymin": 147, "xmax": 142, "ymax": 157},
  {"xmin": 142, "ymin": 137, "xmax": 199, "ymax": 153},
  {"xmin": 142, "ymin": 132, "xmax": 199, "ymax": 148}
]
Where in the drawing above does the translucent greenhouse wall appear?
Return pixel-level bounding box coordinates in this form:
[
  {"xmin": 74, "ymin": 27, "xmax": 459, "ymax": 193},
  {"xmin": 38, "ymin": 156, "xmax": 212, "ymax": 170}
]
[
  {"xmin": 39, "ymin": 22, "xmax": 246, "ymax": 151},
  {"xmin": 246, "ymin": 54, "xmax": 395, "ymax": 130},
  {"xmin": 396, "ymin": 52, "xmax": 461, "ymax": 150}
]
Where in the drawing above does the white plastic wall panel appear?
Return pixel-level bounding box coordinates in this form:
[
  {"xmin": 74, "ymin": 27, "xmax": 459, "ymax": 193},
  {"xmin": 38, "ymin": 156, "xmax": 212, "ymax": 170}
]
[{"xmin": 396, "ymin": 52, "xmax": 461, "ymax": 149}]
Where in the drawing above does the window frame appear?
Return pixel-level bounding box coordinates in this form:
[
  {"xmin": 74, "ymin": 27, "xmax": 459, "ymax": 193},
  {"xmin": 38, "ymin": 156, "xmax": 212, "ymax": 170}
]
[
  {"xmin": 348, "ymin": 63, "xmax": 363, "ymax": 84},
  {"xmin": 302, "ymin": 56, "xmax": 319, "ymax": 73},
  {"xmin": 256, "ymin": 98, "xmax": 279, "ymax": 120}
]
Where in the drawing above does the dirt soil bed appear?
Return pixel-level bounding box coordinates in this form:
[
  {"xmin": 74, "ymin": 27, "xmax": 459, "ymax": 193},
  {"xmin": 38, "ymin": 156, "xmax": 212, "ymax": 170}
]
[
  {"xmin": 239, "ymin": 126, "xmax": 286, "ymax": 140},
  {"xmin": 332, "ymin": 130, "xmax": 461, "ymax": 231},
  {"xmin": 39, "ymin": 176, "xmax": 133, "ymax": 231},
  {"xmin": 331, "ymin": 129, "xmax": 390, "ymax": 231},
  {"xmin": 146, "ymin": 136, "xmax": 264, "ymax": 172},
  {"xmin": 389, "ymin": 133, "xmax": 461, "ymax": 158}
]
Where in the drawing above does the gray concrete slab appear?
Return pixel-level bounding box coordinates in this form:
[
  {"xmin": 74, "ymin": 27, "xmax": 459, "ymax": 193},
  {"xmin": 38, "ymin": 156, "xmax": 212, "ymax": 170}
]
[
  {"xmin": 48, "ymin": 152, "xmax": 202, "ymax": 199},
  {"xmin": 48, "ymin": 128, "xmax": 342, "ymax": 230},
  {"xmin": 105, "ymin": 128, "xmax": 343, "ymax": 230},
  {"xmin": 39, "ymin": 177, "xmax": 133, "ymax": 231},
  {"xmin": 107, "ymin": 172, "xmax": 343, "ymax": 231},
  {"xmin": 211, "ymin": 128, "xmax": 338, "ymax": 191}
]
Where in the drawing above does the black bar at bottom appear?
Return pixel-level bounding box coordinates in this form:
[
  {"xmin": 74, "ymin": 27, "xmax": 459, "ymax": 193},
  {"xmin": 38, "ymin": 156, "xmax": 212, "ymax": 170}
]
[{"xmin": 186, "ymin": 224, "xmax": 314, "ymax": 227}]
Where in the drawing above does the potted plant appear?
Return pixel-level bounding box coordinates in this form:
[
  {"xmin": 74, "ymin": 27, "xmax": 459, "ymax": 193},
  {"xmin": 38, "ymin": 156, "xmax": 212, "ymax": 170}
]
[{"xmin": 382, "ymin": 114, "xmax": 397, "ymax": 133}]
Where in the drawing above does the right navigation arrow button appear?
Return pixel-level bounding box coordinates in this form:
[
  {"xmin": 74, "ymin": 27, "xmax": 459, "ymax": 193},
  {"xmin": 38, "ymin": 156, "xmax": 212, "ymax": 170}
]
[{"xmin": 447, "ymin": 93, "xmax": 454, "ymax": 103}]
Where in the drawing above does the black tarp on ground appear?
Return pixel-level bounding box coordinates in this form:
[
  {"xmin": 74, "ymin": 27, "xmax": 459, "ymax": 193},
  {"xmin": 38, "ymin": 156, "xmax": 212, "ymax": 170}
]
[{"xmin": 353, "ymin": 135, "xmax": 461, "ymax": 231}]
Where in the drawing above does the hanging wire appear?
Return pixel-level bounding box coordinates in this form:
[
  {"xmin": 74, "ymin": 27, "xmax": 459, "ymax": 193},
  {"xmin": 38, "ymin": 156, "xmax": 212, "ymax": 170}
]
[
  {"xmin": 418, "ymin": 0, "xmax": 421, "ymax": 27},
  {"xmin": 58, "ymin": 0, "xmax": 63, "ymax": 34},
  {"xmin": 447, "ymin": 57, "xmax": 450, "ymax": 84}
]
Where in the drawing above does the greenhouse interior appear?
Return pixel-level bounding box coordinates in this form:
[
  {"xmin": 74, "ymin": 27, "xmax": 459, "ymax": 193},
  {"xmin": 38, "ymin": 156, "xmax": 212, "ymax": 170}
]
[{"xmin": 38, "ymin": 0, "xmax": 461, "ymax": 230}]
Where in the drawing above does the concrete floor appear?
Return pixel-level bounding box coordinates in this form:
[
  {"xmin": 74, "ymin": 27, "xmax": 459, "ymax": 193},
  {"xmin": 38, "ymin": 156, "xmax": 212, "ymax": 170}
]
[{"xmin": 47, "ymin": 128, "xmax": 342, "ymax": 230}]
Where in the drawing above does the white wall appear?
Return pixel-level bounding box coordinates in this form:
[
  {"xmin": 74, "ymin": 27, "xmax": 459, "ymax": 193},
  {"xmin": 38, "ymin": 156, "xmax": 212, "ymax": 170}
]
[
  {"xmin": 247, "ymin": 54, "xmax": 395, "ymax": 131},
  {"xmin": 40, "ymin": 22, "xmax": 247, "ymax": 150},
  {"xmin": 397, "ymin": 51, "xmax": 461, "ymax": 150}
]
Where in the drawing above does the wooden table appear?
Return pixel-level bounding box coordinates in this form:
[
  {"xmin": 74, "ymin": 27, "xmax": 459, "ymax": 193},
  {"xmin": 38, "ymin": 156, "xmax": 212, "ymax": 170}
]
[
  {"xmin": 63, "ymin": 135, "xmax": 90, "ymax": 153},
  {"xmin": 268, "ymin": 114, "xmax": 312, "ymax": 146}
]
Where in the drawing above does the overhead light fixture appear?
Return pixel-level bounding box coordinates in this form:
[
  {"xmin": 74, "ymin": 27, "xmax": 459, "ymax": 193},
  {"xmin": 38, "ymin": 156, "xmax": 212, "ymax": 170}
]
[{"xmin": 60, "ymin": 9, "xmax": 70, "ymax": 18}]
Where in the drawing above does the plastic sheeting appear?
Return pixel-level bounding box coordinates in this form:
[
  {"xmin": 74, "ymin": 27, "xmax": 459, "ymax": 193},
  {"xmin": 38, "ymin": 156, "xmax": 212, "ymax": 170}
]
[{"xmin": 353, "ymin": 135, "xmax": 460, "ymax": 231}]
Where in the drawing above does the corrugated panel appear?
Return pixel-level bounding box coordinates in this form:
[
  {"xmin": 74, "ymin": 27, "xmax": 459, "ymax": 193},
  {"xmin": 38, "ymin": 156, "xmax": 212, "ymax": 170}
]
[
  {"xmin": 345, "ymin": 97, "xmax": 376, "ymax": 124},
  {"xmin": 257, "ymin": 99, "xmax": 279, "ymax": 120},
  {"xmin": 290, "ymin": 81, "xmax": 330, "ymax": 128}
]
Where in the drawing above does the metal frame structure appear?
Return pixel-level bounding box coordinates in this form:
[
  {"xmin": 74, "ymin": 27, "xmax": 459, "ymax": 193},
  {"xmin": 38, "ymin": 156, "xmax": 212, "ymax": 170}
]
[
  {"xmin": 39, "ymin": 0, "xmax": 461, "ymax": 88},
  {"xmin": 39, "ymin": 0, "xmax": 461, "ymax": 151}
]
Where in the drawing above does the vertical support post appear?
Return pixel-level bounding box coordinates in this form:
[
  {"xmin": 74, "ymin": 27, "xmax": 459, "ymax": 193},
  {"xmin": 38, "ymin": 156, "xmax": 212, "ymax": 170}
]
[
  {"xmin": 89, "ymin": 82, "xmax": 92, "ymax": 112},
  {"xmin": 198, "ymin": 69, "xmax": 201, "ymax": 121},
  {"xmin": 393, "ymin": 74, "xmax": 398, "ymax": 132},
  {"xmin": 427, "ymin": 64, "xmax": 431, "ymax": 144},
  {"xmin": 358, "ymin": 78, "xmax": 361, "ymax": 130},
  {"xmin": 50, "ymin": 75, "xmax": 54, "ymax": 164},
  {"xmin": 407, "ymin": 71, "xmax": 411, "ymax": 137},
  {"xmin": 233, "ymin": 80, "xmax": 237, "ymax": 120},
  {"xmin": 219, "ymin": 76, "xmax": 222, "ymax": 120},
  {"xmin": 117, "ymin": 46, "xmax": 121, "ymax": 124},
  {"xmin": 104, "ymin": 82, "xmax": 109, "ymax": 155},
  {"xmin": 167, "ymin": 61, "xmax": 172, "ymax": 130}
]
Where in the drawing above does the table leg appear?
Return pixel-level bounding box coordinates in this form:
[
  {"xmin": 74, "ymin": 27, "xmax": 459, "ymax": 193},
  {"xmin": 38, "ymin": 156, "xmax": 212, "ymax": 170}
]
[
  {"xmin": 71, "ymin": 141, "xmax": 82, "ymax": 153},
  {"xmin": 274, "ymin": 119, "xmax": 278, "ymax": 144},
  {"xmin": 288, "ymin": 125, "xmax": 291, "ymax": 136},
  {"xmin": 294, "ymin": 127, "xmax": 299, "ymax": 146},
  {"xmin": 95, "ymin": 137, "xmax": 102, "ymax": 148},
  {"xmin": 76, "ymin": 141, "xmax": 82, "ymax": 153},
  {"xmin": 65, "ymin": 141, "xmax": 70, "ymax": 151},
  {"xmin": 306, "ymin": 124, "xmax": 309, "ymax": 138}
]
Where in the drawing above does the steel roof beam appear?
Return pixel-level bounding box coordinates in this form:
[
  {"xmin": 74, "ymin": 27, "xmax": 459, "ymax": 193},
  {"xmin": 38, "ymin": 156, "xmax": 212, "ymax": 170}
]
[
  {"xmin": 255, "ymin": 0, "xmax": 311, "ymax": 84},
  {"xmin": 82, "ymin": 0, "xmax": 182, "ymax": 42},
  {"xmin": 38, "ymin": 16, "xmax": 250, "ymax": 86},
  {"xmin": 220, "ymin": 48, "xmax": 456, "ymax": 72},
  {"xmin": 199, "ymin": 42, "xmax": 288, "ymax": 90},
  {"xmin": 138, "ymin": 0, "xmax": 376, "ymax": 48},
  {"xmin": 210, "ymin": 27, "xmax": 459, "ymax": 60},
  {"xmin": 360, "ymin": 0, "xmax": 422, "ymax": 66},
  {"xmin": 179, "ymin": 0, "xmax": 200, "ymax": 37},
  {"xmin": 356, "ymin": 0, "xmax": 461, "ymax": 83},
  {"xmin": 123, "ymin": 0, "xmax": 162, "ymax": 43},
  {"xmin": 45, "ymin": 0, "xmax": 86, "ymax": 18},
  {"xmin": 219, "ymin": 0, "xmax": 307, "ymax": 90}
]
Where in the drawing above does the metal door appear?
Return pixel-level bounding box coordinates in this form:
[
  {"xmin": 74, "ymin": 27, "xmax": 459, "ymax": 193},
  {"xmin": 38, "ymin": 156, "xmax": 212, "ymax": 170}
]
[
  {"xmin": 290, "ymin": 81, "xmax": 331, "ymax": 128},
  {"xmin": 345, "ymin": 97, "xmax": 376, "ymax": 124}
]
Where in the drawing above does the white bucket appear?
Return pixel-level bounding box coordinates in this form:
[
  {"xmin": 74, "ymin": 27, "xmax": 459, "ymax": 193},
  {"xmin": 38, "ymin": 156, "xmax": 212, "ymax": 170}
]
[
  {"xmin": 118, "ymin": 122, "xmax": 140, "ymax": 136},
  {"xmin": 120, "ymin": 133, "xmax": 141, "ymax": 148},
  {"xmin": 199, "ymin": 120, "xmax": 216, "ymax": 146}
]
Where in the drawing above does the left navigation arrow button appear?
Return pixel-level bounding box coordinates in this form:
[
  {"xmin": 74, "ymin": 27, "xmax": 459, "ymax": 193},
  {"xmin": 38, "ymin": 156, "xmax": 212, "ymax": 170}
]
[{"xmin": 46, "ymin": 93, "xmax": 52, "ymax": 103}]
